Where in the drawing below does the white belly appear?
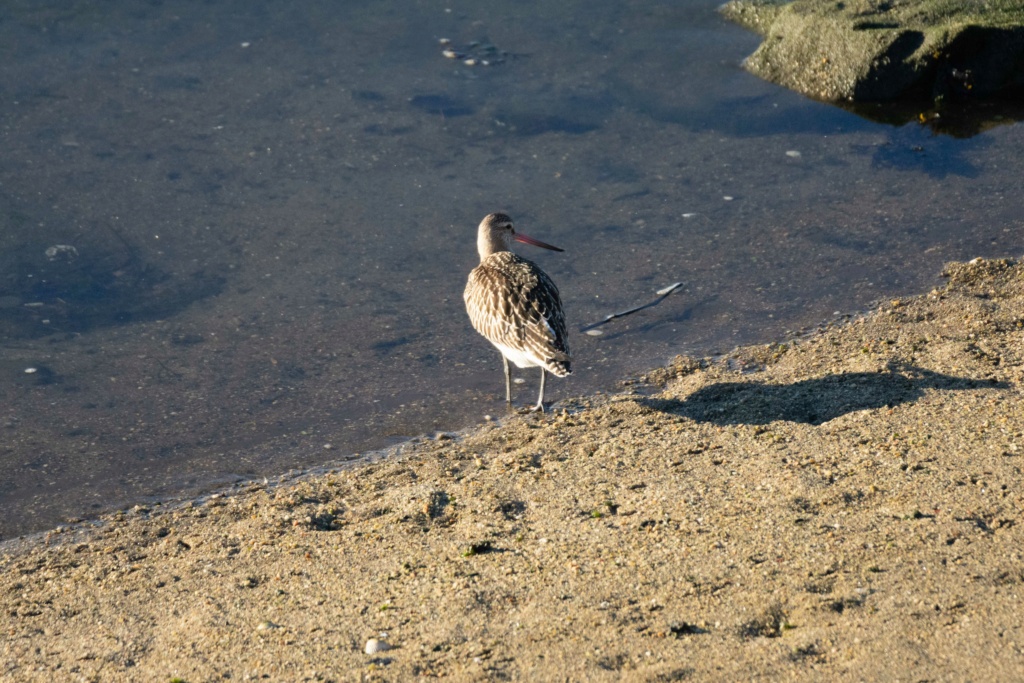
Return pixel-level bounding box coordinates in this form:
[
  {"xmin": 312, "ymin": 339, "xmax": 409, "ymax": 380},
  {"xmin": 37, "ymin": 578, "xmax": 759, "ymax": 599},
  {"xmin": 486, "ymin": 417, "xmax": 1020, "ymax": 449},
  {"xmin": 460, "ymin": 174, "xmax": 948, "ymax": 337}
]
[{"xmin": 492, "ymin": 342, "xmax": 541, "ymax": 369}]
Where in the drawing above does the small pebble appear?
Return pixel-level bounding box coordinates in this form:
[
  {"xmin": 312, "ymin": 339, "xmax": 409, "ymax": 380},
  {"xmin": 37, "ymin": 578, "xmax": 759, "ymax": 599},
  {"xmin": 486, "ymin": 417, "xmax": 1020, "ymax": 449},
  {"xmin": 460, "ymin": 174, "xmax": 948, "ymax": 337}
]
[
  {"xmin": 723, "ymin": 196, "xmax": 734, "ymax": 201},
  {"xmin": 442, "ymin": 49, "xmax": 459, "ymax": 59},
  {"xmin": 785, "ymin": 150, "xmax": 801, "ymax": 158},
  {"xmin": 585, "ymin": 329, "xmax": 604, "ymax": 336},
  {"xmin": 365, "ymin": 638, "xmax": 392, "ymax": 654},
  {"xmin": 513, "ymin": 377, "xmax": 525, "ymax": 384},
  {"xmin": 24, "ymin": 367, "xmax": 37, "ymax": 374}
]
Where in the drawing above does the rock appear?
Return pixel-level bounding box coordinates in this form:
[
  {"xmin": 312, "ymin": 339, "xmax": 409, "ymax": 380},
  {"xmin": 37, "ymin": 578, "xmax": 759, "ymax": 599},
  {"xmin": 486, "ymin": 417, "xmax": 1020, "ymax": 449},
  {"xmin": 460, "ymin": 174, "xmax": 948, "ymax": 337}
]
[{"xmin": 721, "ymin": 0, "xmax": 1024, "ymax": 103}]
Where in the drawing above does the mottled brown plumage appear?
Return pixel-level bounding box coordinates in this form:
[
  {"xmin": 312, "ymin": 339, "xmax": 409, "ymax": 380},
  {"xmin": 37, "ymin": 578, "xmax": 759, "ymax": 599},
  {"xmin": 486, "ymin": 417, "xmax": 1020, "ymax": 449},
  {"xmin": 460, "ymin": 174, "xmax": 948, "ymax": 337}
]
[{"xmin": 464, "ymin": 213, "xmax": 571, "ymax": 411}]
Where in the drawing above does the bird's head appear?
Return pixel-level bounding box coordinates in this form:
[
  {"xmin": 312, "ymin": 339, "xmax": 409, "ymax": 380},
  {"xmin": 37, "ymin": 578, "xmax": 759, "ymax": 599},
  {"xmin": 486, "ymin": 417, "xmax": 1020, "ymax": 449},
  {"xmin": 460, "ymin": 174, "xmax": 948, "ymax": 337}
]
[{"xmin": 477, "ymin": 212, "xmax": 563, "ymax": 260}]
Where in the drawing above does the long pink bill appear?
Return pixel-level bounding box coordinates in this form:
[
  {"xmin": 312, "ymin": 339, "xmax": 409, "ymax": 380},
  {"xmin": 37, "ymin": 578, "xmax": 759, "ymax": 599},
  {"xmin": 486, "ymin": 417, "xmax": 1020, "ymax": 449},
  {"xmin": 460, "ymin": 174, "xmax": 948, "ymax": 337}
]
[{"xmin": 514, "ymin": 232, "xmax": 564, "ymax": 252}]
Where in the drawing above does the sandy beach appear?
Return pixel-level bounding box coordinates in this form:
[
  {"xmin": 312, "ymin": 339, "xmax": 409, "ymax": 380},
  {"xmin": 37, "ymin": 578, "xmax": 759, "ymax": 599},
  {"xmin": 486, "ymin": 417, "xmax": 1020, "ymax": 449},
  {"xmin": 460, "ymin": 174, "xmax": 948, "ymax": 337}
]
[{"xmin": 2, "ymin": 256, "xmax": 1022, "ymax": 682}]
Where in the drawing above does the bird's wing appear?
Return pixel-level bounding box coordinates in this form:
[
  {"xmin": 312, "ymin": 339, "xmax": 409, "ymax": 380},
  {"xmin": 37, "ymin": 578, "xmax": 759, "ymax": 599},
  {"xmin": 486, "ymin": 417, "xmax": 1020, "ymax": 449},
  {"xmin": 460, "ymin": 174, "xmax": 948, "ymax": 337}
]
[
  {"xmin": 524, "ymin": 267, "xmax": 571, "ymax": 361},
  {"xmin": 465, "ymin": 257, "xmax": 571, "ymax": 363}
]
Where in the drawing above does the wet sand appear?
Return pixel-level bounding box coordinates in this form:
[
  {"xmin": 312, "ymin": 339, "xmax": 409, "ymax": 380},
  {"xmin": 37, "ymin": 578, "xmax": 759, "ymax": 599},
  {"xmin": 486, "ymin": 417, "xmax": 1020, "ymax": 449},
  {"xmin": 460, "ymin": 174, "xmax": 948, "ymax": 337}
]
[
  {"xmin": 2, "ymin": 256, "xmax": 1022, "ymax": 681},
  {"xmin": 5, "ymin": 0, "xmax": 1024, "ymax": 541}
]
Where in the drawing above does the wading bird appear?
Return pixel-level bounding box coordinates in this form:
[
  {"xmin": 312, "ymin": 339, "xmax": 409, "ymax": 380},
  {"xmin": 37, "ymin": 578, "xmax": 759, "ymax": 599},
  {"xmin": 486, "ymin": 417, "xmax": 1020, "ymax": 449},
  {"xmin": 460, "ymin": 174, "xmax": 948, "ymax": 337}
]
[{"xmin": 464, "ymin": 213, "xmax": 571, "ymax": 411}]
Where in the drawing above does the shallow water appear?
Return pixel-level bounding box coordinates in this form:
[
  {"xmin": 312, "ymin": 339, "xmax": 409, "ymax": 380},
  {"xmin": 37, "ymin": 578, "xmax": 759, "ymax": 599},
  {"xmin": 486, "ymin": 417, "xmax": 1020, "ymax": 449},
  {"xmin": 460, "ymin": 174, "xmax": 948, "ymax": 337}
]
[{"xmin": 1, "ymin": 0, "xmax": 1022, "ymax": 539}]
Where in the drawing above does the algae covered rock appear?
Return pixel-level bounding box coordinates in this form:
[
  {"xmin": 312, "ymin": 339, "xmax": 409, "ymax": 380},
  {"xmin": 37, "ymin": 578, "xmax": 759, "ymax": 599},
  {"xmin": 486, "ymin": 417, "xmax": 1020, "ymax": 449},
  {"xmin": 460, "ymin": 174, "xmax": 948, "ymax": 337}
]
[{"xmin": 721, "ymin": 0, "xmax": 1024, "ymax": 103}]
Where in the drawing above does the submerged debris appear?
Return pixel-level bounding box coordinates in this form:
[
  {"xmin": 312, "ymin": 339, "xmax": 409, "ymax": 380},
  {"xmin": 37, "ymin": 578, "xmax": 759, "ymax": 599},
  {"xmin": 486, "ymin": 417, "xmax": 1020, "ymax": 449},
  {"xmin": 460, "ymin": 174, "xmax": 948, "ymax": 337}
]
[{"xmin": 437, "ymin": 37, "xmax": 508, "ymax": 66}]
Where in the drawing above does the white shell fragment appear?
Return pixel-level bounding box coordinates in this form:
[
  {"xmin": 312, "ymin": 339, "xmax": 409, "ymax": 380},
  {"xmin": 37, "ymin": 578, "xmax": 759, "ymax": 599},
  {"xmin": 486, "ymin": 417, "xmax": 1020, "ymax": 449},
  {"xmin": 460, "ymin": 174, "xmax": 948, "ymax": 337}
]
[
  {"xmin": 440, "ymin": 39, "xmax": 505, "ymax": 66},
  {"xmin": 45, "ymin": 244, "xmax": 79, "ymax": 261},
  {"xmin": 785, "ymin": 150, "xmax": 802, "ymax": 158},
  {"xmin": 585, "ymin": 329, "xmax": 604, "ymax": 336},
  {"xmin": 656, "ymin": 282, "xmax": 683, "ymax": 297},
  {"xmin": 365, "ymin": 638, "xmax": 392, "ymax": 654}
]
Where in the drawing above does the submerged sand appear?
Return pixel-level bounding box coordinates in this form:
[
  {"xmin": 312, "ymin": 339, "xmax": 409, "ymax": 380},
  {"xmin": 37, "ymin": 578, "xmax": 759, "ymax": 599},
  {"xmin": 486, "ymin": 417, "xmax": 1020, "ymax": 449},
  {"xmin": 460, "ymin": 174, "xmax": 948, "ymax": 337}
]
[{"xmin": 2, "ymin": 257, "xmax": 1023, "ymax": 682}]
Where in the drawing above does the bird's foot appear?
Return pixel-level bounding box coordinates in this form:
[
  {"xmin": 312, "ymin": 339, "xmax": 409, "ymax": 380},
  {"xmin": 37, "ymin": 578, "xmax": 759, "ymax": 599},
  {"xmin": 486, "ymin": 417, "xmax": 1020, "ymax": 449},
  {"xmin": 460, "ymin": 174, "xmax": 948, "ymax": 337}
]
[{"xmin": 509, "ymin": 403, "xmax": 546, "ymax": 415}]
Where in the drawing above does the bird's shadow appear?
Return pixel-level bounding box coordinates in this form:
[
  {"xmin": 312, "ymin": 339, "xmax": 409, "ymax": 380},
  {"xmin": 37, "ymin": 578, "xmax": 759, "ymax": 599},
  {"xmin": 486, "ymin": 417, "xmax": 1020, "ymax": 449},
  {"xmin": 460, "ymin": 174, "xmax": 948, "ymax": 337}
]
[{"xmin": 641, "ymin": 364, "xmax": 1008, "ymax": 426}]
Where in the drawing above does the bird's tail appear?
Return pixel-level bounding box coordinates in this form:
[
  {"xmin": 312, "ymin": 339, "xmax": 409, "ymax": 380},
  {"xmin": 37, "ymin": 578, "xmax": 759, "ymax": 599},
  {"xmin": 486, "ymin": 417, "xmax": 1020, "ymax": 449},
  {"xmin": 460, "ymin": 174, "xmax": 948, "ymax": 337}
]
[{"xmin": 545, "ymin": 352, "xmax": 572, "ymax": 377}]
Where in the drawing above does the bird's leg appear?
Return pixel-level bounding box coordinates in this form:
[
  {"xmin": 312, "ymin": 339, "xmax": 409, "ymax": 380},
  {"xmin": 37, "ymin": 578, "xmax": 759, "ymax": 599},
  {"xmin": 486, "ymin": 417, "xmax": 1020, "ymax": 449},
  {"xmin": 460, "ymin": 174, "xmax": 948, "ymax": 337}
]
[
  {"xmin": 503, "ymin": 355, "xmax": 513, "ymax": 407},
  {"xmin": 532, "ymin": 368, "xmax": 547, "ymax": 412}
]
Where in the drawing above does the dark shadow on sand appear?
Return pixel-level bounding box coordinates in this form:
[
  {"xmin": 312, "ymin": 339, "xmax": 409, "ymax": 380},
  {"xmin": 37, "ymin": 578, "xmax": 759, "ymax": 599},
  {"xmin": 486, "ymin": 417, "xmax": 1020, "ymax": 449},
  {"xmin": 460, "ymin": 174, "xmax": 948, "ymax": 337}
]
[{"xmin": 642, "ymin": 365, "xmax": 1008, "ymax": 426}]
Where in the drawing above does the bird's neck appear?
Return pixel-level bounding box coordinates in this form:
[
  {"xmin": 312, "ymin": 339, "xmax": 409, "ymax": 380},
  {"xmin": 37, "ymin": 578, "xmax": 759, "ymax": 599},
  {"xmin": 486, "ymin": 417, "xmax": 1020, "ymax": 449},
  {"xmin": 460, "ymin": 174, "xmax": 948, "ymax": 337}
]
[{"xmin": 478, "ymin": 233, "xmax": 509, "ymax": 261}]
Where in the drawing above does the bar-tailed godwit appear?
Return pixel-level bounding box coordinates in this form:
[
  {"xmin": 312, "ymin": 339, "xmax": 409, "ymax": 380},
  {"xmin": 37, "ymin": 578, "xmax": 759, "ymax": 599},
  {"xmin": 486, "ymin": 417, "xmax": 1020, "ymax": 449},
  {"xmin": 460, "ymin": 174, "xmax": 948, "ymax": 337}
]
[{"xmin": 464, "ymin": 212, "xmax": 571, "ymax": 412}]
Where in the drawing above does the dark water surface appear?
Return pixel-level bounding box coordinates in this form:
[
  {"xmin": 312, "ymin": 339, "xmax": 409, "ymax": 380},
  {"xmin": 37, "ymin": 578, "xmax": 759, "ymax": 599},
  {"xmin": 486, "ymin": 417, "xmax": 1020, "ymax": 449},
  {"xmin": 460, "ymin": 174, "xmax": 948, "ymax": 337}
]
[{"xmin": 2, "ymin": 1, "xmax": 1022, "ymax": 539}]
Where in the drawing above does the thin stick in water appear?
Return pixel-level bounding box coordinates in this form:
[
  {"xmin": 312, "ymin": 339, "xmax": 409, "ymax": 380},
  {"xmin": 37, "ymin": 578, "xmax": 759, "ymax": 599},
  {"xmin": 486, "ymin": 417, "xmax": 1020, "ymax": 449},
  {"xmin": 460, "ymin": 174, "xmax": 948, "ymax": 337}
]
[{"xmin": 580, "ymin": 282, "xmax": 683, "ymax": 334}]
